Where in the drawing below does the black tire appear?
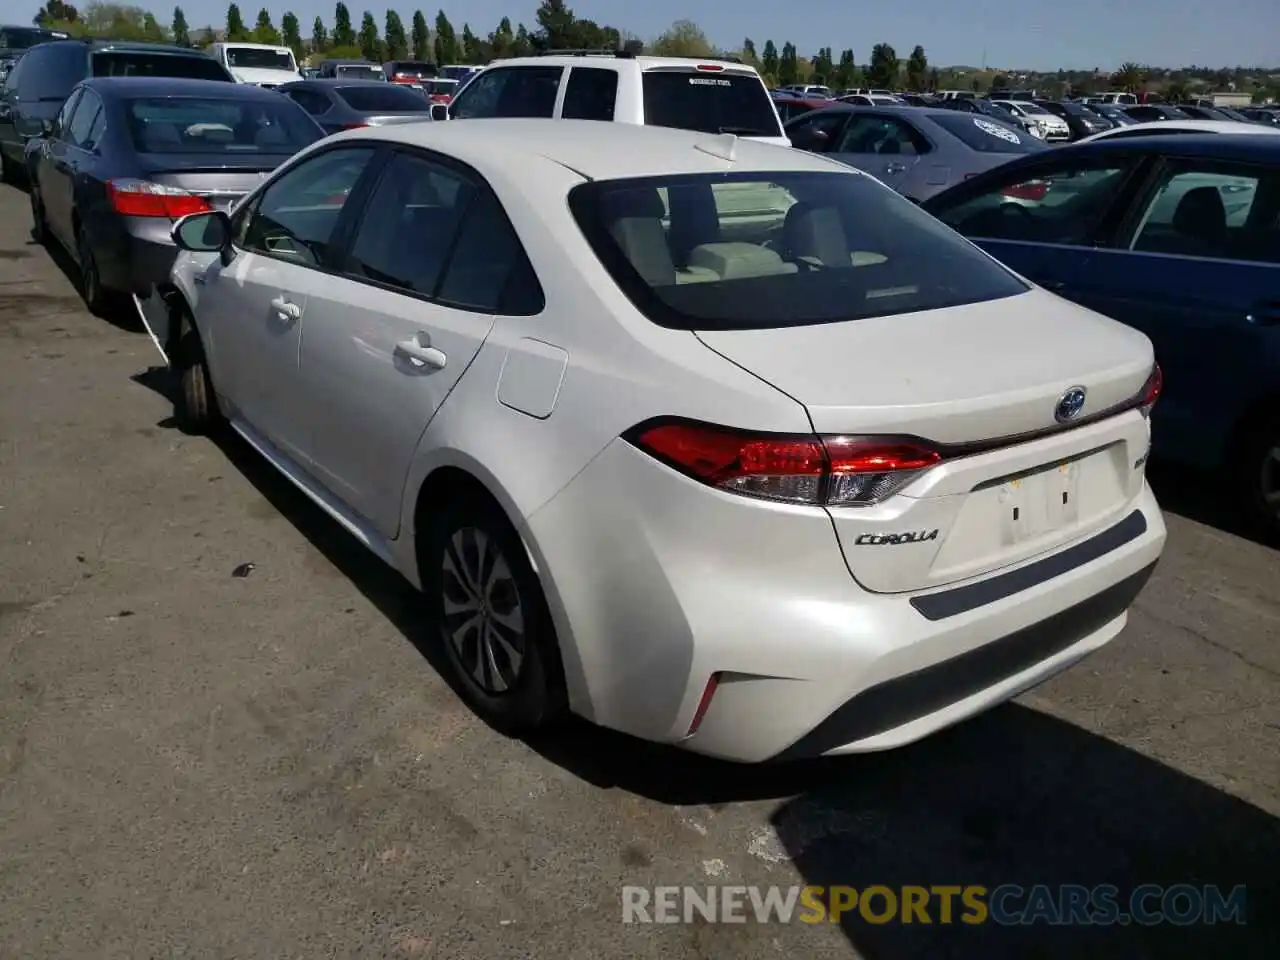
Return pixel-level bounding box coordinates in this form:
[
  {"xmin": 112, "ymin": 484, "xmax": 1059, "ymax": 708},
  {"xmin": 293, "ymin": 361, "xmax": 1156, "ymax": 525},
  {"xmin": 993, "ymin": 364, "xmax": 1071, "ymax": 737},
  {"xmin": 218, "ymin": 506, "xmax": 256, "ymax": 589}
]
[
  {"xmin": 421, "ymin": 496, "xmax": 567, "ymax": 733},
  {"xmin": 1236, "ymin": 417, "xmax": 1280, "ymax": 540},
  {"xmin": 29, "ymin": 189, "xmax": 46, "ymax": 245},
  {"xmin": 76, "ymin": 224, "xmax": 114, "ymax": 317},
  {"xmin": 172, "ymin": 308, "xmax": 222, "ymax": 434}
]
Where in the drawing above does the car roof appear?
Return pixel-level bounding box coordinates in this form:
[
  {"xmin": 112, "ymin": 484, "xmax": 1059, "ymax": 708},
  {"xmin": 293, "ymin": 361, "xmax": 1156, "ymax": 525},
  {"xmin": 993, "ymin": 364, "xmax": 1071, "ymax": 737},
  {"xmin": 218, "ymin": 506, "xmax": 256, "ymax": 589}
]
[
  {"xmin": 792, "ymin": 103, "xmax": 957, "ymax": 120},
  {"xmin": 337, "ymin": 118, "xmax": 849, "ymax": 181},
  {"xmin": 1038, "ymin": 131, "xmax": 1280, "ymax": 162},
  {"xmin": 83, "ymin": 76, "xmax": 272, "ymax": 98},
  {"xmin": 1085, "ymin": 119, "xmax": 1280, "ymax": 140},
  {"xmin": 484, "ymin": 54, "xmax": 762, "ymax": 75}
]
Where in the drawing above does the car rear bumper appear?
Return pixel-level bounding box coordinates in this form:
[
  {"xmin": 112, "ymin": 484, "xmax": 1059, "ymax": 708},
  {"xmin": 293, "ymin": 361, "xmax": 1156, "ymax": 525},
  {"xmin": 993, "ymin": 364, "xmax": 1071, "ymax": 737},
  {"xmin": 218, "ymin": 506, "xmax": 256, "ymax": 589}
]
[
  {"xmin": 92, "ymin": 216, "xmax": 178, "ymax": 296},
  {"xmin": 525, "ymin": 439, "xmax": 1166, "ymax": 763}
]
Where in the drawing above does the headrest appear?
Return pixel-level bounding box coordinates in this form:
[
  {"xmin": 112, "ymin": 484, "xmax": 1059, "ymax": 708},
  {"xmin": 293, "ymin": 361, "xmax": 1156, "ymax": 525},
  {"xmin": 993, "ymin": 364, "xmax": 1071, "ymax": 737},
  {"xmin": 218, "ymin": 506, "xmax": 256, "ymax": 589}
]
[
  {"xmin": 1172, "ymin": 186, "xmax": 1226, "ymax": 236},
  {"xmin": 601, "ymin": 187, "xmax": 666, "ymax": 222}
]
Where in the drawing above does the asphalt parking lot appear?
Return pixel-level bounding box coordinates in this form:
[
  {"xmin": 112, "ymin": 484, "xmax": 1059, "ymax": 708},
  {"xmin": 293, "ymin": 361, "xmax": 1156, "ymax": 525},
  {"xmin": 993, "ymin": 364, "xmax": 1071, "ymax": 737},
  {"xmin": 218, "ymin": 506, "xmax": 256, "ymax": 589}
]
[{"xmin": 0, "ymin": 179, "xmax": 1276, "ymax": 960}]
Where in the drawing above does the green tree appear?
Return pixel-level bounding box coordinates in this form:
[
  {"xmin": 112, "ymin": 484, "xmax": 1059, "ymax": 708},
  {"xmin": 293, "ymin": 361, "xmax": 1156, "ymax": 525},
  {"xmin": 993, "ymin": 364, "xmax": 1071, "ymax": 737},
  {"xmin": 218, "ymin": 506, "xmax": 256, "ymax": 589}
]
[
  {"xmin": 459, "ymin": 24, "xmax": 482, "ymax": 62},
  {"xmin": 1113, "ymin": 61, "xmax": 1144, "ymax": 92},
  {"xmin": 761, "ymin": 39, "xmax": 778, "ymax": 80},
  {"xmin": 358, "ymin": 10, "xmax": 381, "ymax": 61},
  {"xmin": 252, "ymin": 8, "xmax": 279, "ymax": 45},
  {"xmin": 433, "ymin": 10, "xmax": 457, "ymax": 64},
  {"xmin": 488, "ymin": 15, "xmax": 513, "ymax": 59},
  {"xmin": 927, "ymin": 67, "xmax": 939, "ymax": 92},
  {"xmin": 310, "ymin": 15, "xmax": 327, "ymax": 53},
  {"xmin": 778, "ymin": 42, "xmax": 798, "ymax": 86},
  {"xmin": 411, "ymin": 10, "xmax": 428, "ymax": 60},
  {"xmin": 34, "ymin": 1, "xmax": 80, "ymax": 25},
  {"xmin": 141, "ymin": 10, "xmax": 165, "ymax": 39},
  {"xmin": 281, "ymin": 11, "xmax": 302, "ymax": 61},
  {"xmin": 171, "ymin": 5, "xmax": 188, "ymax": 45},
  {"xmin": 866, "ymin": 42, "xmax": 898, "ymax": 89},
  {"xmin": 226, "ymin": 3, "xmax": 247, "ymax": 41},
  {"xmin": 384, "ymin": 10, "xmax": 407, "ymax": 60},
  {"xmin": 534, "ymin": 0, "xmax": 576, "ymax": 50},
  {"xmin": 332, "ymin": 2, "xmax": 355, "ymax": 48},
  {"xmin": 834, "ymin": 48, "xmax": 855, "ymax": 90},
  {"xmin": 991, "ymin": 73, "xmax": 1010, "ymax": 91},
  {"xmin": 905, "ymin": 45, "xmax": 927, "ymax": 91},
  {"xmin": 742, "ymin": 37, "xmax": 756, "ymax": 63},
  {"xmin": 511, "ymin": 23, "xmax": 532, "ymax": 57},
  {"xmin": 811, "ymin": 47, "xmax": 833, "ymax": 85},
  {"xmin": 650, "ymin": 19, "xmax": 713, "ymax": 59}
]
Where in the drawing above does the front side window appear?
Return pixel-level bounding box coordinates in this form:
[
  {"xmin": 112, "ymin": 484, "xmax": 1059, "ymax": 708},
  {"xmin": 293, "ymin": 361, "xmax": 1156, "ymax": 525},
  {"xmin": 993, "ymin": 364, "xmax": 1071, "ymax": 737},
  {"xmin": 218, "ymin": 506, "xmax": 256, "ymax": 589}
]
[
  {"xmin": 834, "ymin": 115, "xmax": 929, "ymax": 155},
  {"xmin": 238, "ymin": 146, "xmax": 377, "ymax": 266},
  {"xmin": 449, "ymin": 66, "xmax": 562, "ymax": 119},
  {"xmin": 123, "ymin": 96, "xmax": 321, "ymax": 154},
  {"xmin": 929, "ymin": 160, "xmax": 1136, "ymax": 245},
  {"xmin": 92, "ymin": 52, "xmax": 231, "ymax": 82},
  {"xmin": 642, "ymin": 70, "xmax": 781, "ymax": 137},
  {"xmin": 344, "ymin": 153, "xmax": 475, "ymax": 295},
  {"xmin": 562, "ymin": 67, "xmax": 618, "ymax": 122},
  {"xmin": 570, "ymin": 170, "xmax": 1029, "ymax": 331},
  {"xmin": 1127, "ymin": 161, "xmax": 1278, "ymax": 263}
]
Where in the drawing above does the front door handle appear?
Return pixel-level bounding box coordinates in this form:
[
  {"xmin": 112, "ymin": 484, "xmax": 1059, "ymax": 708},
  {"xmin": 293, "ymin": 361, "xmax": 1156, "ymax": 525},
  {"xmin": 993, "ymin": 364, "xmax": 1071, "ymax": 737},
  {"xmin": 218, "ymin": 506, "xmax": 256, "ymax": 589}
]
[
  {"xmin": 394, "ymin": 337, "xmax": 447, "ymax": 370},
  {"xmin": 269, "ymin": 296, "xmax": 301, "ymax": 322},
  {"xmin": 885, "ymin": 161, "xmax": 906, "ymax": 174},
  {"xmin": 1247, "ymin": 302, "xmax": 1280, "ymax": 326}
]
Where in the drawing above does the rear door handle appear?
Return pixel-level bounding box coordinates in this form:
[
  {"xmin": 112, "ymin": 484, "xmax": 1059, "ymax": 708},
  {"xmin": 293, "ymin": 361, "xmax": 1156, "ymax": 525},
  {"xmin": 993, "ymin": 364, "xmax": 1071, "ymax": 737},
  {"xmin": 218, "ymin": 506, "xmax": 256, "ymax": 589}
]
[
  {"xmin": 394, "ymin": 336, "xmax": 447, "ymax": 370},
  {"xmin": 885, "ymin": 161, "xmax": 906, "ymax": 174},
  {"xmin": 269, "ymin": 296, "xmax": 301, "ymax": 322},
  {"xmin": 1247, "ymin": 302, "xmax": 1280, "ymax": 326}
]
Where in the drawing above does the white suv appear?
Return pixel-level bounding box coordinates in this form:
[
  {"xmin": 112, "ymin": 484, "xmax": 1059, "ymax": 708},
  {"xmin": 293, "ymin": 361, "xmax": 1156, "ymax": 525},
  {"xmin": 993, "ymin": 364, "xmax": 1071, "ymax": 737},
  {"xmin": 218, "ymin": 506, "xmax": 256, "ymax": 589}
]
[{"xmin": 430, "ymin": 50, "xmax": 788, "ymax": 145}]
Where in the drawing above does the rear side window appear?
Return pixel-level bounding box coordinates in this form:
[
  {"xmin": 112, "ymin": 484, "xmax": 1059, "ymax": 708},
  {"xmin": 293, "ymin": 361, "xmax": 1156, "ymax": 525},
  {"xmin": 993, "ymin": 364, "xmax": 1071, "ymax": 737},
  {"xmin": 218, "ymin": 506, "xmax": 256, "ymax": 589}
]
[
  {"xmin": 569, "ymin": 171, "xmax": 1028, "ymax": 331},
  {"xmin": 437, "ymin": 189, "xmax": 544, "ymax": 314},
  {"xmin": 930, "ymin": 113, "xmax": 1047, "ymax": 154},
  {"xmin": 92, "ymin": 52, "xmax": 231, "ymax": 82},
  {"xmin": 450, "ymin": 66, "xmax": 562, "ymax": 119},
  {"xmin": 335, "ymin": 85, "xmax": 427, "ymax": 112},
  {"xmin": 562, "ymin": 67, "xmax": 617, "ymax": 122},
  {"xmin": 23, "ymin": 44, "xmax": 86, "ymax": 100},
  {"xmin": 642, "ymin": 70, "xmax": 781, "ymax": 137},
  {"xmin": 66, "ymin": 89, "xmax": 101, "ymax": 148}
]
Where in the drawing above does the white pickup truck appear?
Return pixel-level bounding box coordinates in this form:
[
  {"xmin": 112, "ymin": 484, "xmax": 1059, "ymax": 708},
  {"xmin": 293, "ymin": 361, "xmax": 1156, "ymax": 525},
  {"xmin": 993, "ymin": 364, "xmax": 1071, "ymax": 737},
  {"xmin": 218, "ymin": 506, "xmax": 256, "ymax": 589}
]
[{"xmin": 209, "ymin": 42, "xmax": 301, "ymax": 89}]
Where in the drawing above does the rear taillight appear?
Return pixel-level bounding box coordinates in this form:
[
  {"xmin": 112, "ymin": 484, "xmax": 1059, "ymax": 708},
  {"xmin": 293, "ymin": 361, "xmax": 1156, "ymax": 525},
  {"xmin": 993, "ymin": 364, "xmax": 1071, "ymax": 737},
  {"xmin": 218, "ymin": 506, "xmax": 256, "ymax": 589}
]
[
  {"xmin": 107, "ymin": 180, "xmax": 212, "ymax": 218},
  {"xmin": 1002, "ymin": 180, "xmax": 1051, "ymax": 202},
  {"xmin": 627, "ymin": 420, "xmax": 943, "ymax": 507},
  {"xmin": 1139, "ymin": 363, "xmax": 1162, "ymax": 417}
]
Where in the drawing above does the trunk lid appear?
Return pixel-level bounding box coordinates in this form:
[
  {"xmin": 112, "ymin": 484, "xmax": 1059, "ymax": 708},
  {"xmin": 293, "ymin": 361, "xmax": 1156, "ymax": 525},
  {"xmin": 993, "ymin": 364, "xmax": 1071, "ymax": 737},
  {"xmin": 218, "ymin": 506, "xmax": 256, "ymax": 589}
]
[
  {"xmin": 137, "ymin": 152, "xmax": 290, "ymax": 210},
  {"xmin": 695, "ymin": 288, "xmax": 1156, "ymax": 594}
]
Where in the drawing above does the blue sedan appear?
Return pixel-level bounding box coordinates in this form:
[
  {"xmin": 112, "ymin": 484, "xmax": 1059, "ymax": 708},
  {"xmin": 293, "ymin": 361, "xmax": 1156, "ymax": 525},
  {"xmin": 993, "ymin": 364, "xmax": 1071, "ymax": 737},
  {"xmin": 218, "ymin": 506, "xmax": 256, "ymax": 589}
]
[{"xmin": 922, "ymin": 134, "xmax": 1280, "ymax": 537}]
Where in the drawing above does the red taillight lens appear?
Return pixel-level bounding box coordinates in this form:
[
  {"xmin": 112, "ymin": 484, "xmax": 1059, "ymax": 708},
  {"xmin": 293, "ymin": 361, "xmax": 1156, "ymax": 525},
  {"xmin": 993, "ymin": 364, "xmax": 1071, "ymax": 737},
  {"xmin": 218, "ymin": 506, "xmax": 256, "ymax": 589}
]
[
  {"xmin": 1139, "ymin": 363, "xmax": 1162, "ymax": 417},
  {"xmin": 686, "ymin": 673, "xmax": 721, "ymax": 737},
  {"xmin": 1002, "ymin": 179, "xmax": 1051, "ymax": 201},
  {"xmin": 695, "ymin": 63, "xmax": 725, "ymax": 72},
  {"xmin": 107, "ymin": 180, "xmax": 212, "ymax": 218},
  {"xmin": 629, "ymin": 421, "xmax": 942, "ymax": 507}
]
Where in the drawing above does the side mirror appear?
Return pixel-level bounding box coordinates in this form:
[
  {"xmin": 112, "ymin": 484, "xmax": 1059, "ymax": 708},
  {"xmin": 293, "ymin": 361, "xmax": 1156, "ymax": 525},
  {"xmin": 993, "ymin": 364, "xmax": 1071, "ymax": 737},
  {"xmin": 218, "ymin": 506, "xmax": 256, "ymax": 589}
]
[
  {"xmin": 429, "ymin": 103, "xmax": 449, "ymax": 122},
  {"xmin": 172, "ymin": 210, "xmax": 232, "ymax": 255}
]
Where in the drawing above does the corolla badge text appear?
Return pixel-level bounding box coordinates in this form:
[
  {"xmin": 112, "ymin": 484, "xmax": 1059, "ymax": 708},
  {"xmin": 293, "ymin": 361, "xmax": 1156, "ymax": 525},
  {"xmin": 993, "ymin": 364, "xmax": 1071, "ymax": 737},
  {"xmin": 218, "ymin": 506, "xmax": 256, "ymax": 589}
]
[{"xmin": 855, "ymin": 530, "xmax": 940, "ymax": 546}]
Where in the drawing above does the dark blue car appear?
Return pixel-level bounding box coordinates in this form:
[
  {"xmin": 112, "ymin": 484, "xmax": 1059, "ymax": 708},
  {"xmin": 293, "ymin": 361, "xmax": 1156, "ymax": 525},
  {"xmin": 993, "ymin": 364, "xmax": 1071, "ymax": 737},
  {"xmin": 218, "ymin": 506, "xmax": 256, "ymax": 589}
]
[
  {"xmin": 25, "ymin": 76, "xmax": 322, "ymax": 315},
  {"xmin": 923, "ymin": 134, "xmax": 1280, "ymax": 537}
]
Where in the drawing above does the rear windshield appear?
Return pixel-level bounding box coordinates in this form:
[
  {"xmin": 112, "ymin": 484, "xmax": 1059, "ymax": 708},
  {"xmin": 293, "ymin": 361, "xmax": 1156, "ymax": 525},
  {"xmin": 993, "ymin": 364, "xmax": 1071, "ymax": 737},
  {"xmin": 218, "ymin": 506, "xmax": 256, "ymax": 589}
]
[
  {"xmin": 0, "ymin": 27, "xmax": 65, "ymax": 52},
  {"xmin": 931, "ymin": 113, "xmax": 1047, "ymax": 153},
  {"xmin": 93, "ymin": 52, "xmax": 230, "ymax": 81},
  {"xmin": 569, "ymin": 171, "xmax": 1028, "ymax": 331},
  {"xmin": 335, "ymin": 84, "xmax": 427, "ymax": 112},
  {"xmin": 335, "ymin": 64, "xmax": 383, "ymax": 80},
  {"xmin": 124, "ymin": 96, "xmax": 321, "ymax": 154},
  {"xmin": 225, "ymin": 47, "xmax": 294, "ymax": 71},
  {"xmin": 642, "ymin": 71, "xmax": 781, "ymax": 137}
]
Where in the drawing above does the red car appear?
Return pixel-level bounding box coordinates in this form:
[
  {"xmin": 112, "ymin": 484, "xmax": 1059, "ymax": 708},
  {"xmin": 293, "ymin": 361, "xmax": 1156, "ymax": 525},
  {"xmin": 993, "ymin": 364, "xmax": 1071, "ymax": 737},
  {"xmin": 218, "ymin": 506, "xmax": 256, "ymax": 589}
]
[{"xmin": 421, "ymin": 77, "xmax": 459, "ymax": 104}]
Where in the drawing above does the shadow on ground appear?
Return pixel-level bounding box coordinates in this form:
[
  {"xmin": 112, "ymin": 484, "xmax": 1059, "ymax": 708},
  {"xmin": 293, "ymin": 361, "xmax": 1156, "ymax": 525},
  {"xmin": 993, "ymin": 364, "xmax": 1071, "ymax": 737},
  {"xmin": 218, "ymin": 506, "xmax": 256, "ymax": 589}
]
[
  {"xmin": 132, "ymin": 368, "xmax": 1279, "ymax": 960},
  {"xmin": 1148, "ymin": 460, "xmax": 1277, "ymax": 551},
  {"xmin": 36, "ymin": 231, "xmax": 144, "ymax": 334}
]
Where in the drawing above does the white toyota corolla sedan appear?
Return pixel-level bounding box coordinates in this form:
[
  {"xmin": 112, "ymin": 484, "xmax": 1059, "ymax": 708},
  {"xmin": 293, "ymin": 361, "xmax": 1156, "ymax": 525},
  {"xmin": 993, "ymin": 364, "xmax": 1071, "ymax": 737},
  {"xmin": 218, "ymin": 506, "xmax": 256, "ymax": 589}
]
[{"xmin": 137, "ymin": 119, "xmax": 1166, "ymax": 763}]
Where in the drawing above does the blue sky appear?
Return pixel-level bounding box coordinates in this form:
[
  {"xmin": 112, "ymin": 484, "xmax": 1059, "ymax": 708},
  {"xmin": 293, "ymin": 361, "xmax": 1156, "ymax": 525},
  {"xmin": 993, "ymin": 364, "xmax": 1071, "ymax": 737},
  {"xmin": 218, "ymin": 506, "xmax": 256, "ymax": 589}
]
[{"xmin": 150, "ymin": 1, "xmax": 1277, "ymax": 70}]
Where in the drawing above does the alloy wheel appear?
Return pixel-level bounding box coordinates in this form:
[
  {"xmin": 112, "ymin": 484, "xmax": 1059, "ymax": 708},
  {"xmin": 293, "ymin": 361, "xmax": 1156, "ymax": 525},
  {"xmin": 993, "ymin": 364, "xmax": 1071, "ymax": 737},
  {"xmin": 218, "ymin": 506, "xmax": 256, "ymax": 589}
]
[{"xmin": 440, "ymin": 526, "xmax": 526, "ymax": 694}]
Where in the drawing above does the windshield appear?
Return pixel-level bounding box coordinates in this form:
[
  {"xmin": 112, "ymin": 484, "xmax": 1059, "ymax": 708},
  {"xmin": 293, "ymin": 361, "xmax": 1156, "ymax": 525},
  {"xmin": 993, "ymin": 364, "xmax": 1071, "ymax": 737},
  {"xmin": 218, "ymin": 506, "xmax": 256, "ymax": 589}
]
[
  {"xmin": 568, "ymin": 171, "xmax": 1028, "ymax": 331},
  {"xmin": 335, "ymin": 64, "xmax": 383, "ymax": 80},
  {"xmin": 335, "ymin": 84, "xmax": 428, "ymax": 112},
  {"xmin": 125, "ymin": 96, "xmax": 320, "ymax": 154},
  {"xmin": 642, "ymin": 71, "xmax": 782, "ymax": 137},
  {"xmin": 93, "ymin": 52, "xmax": 231, "ymax": 81},
  {"xmin": 931, "ymin": 113, "xmax": 1047, "ymax": 153},
  {"xmin": 1017, "ymin": 102, "xmax": 1050, "ymax": 115},
  {"xmin": 0, "ymin": 27, "xmax": 65, "ymax": 52},
  {"xmin": 225, "ymin": 47, "xmax": 295, "ymax": 71}
]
